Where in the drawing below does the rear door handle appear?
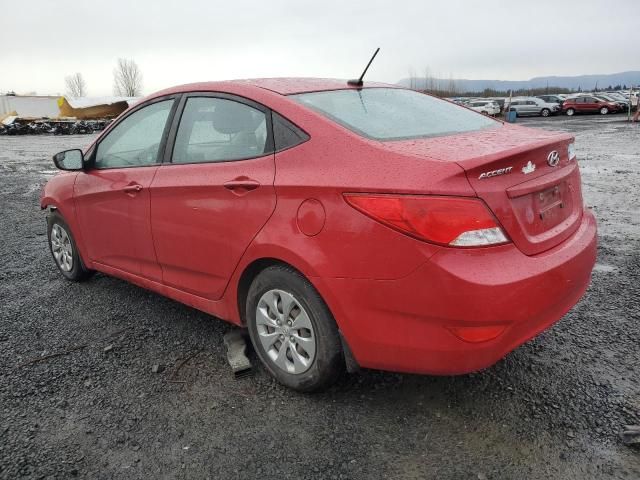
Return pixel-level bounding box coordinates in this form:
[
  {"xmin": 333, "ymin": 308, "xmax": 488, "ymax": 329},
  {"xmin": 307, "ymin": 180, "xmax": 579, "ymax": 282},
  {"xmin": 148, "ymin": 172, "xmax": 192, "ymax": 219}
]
[
  {"xmin": 224, "ymin": 178, "xmax": 260, "ymax": 192},
  {"xmin": 123, "ymin": 184, "xmax": 143, "ymax": 193}
]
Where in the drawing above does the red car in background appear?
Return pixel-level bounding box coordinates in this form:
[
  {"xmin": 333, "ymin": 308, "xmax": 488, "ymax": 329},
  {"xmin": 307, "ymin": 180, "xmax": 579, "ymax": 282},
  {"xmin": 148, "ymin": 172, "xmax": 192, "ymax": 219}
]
[
  {"xmin": 562, "ymin": 96, "xmax": 621, "ymax": 116},
  {"xmin": 41, "ymin": 79, "xmax": 597, "ymax": 391}
]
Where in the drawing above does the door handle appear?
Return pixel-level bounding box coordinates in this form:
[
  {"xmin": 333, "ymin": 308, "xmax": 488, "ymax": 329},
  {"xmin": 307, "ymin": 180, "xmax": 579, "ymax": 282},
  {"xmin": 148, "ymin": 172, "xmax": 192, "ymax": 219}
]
[
  {"xmin": 123, "ymin": 184, "xmax": 143, "ymax": 193},
  {"xmin": 224, "ymin": 178, "xmax": 260, "ymax": 192}
]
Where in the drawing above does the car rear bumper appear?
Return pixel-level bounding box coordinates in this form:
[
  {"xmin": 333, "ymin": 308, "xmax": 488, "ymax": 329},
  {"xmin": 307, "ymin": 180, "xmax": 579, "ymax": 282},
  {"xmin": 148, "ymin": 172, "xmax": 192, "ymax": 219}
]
[{"xmin": 314, "ymin": 209, "xmax": 597, "ymax": 375}]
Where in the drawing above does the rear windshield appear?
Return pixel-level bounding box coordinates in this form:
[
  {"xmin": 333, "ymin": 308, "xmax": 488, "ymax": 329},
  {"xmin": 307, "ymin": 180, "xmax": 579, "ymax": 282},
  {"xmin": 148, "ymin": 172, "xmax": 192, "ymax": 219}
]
[{"xmin": 292, "ymin": 88, "xmax": 499, "ymax": 141}]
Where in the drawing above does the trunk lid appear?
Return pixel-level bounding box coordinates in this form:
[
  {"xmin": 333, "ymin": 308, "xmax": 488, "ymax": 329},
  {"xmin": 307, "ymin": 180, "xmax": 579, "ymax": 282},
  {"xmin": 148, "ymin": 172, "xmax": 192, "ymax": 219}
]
[{"xmin": 382, "ymin": 125, "xmax": 584, "ymax": 255}]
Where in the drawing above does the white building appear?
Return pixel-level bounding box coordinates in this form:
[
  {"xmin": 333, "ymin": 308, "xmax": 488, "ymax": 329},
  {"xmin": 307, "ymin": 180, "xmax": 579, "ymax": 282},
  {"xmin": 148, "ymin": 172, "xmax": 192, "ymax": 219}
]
[{"xmin": 0, "ymin": 95, "xmax": 60, "ymax": 119}]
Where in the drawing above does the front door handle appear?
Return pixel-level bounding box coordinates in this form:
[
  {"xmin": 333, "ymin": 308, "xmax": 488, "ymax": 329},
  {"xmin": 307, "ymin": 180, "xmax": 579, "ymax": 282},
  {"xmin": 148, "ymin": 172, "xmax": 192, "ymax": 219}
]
[
  {"xmin": 123, "ymin": 184, "xmax": 143, "ymax": 193},
  {"xmin": 224, "ymin": 177, "xmax": 260, "ymax": 193}
]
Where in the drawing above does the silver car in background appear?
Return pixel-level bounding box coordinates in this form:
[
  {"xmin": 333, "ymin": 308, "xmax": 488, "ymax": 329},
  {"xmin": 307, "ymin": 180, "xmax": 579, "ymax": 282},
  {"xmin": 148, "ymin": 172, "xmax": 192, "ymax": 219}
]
[
  {"xmin": 504, "ymin": 96, "xmax": 561, "ymax": 117},
  {"xmin": 537, "ymin": 94, "xmax": 567, "ymax": 106}
]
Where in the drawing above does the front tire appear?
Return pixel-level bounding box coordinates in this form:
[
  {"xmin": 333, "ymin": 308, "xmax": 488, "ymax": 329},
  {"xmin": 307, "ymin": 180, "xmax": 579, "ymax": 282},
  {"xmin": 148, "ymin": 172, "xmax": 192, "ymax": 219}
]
[
  {"xmin": 600, "ymin": 107, "xmax": 609, "ymax": 115},
  {"xmin": 566, "ymin": 108, "xmax": 575, "ymax": 116},
  {"xmin": 47, "ymin": 212, "xmax": 93, "ymax": 282},
  {"xmin": 541, "ymin": 108, "xmax": 551, "ymax": 117},
  {"xmin": 246, "ymin": 265, "xmax": 344, "ymax": 392}
]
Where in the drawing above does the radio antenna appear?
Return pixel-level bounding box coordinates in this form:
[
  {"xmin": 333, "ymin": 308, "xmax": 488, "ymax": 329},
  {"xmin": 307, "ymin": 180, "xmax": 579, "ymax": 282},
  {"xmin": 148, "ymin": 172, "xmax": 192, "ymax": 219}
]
[{"xmin": 347, "ymin": 48, "xmax": 380, "ymax": 87}]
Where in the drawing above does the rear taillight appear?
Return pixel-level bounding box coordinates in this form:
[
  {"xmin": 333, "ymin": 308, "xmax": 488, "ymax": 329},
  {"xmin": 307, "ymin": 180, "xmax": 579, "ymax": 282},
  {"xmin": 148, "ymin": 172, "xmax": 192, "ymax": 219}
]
[{"xmin": 344, "ymin": 194, "xmax": 509, "ymax": 247}]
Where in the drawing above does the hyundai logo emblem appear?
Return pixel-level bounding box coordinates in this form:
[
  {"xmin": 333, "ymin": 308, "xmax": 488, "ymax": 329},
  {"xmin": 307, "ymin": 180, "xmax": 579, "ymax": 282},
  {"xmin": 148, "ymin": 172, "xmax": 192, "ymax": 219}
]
[{"xmin": 547, "ymin": 150, "xmax": 560, "ymax": 167}]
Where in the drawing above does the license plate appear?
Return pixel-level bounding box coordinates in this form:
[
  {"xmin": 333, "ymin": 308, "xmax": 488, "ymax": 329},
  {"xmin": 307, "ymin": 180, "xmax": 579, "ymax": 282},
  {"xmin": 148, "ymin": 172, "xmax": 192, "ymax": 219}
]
[{"xmin": 538, "ymin": 184, "xmax": 564, "ymax": 220}]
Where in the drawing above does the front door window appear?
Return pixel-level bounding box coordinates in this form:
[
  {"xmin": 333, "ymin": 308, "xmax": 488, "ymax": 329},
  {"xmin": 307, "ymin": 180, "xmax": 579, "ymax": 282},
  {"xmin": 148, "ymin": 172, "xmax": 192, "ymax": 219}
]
[{"xmin": 95, "ymin": 100, "xmax": 174, "ymax": 169}]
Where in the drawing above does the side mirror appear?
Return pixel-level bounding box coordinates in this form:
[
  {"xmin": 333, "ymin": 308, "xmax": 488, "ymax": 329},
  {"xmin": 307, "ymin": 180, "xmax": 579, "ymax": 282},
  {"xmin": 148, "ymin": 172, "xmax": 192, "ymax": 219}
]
[{"xmin": 53, "ymin": 149, "xmax": 84, "ymax": 171}]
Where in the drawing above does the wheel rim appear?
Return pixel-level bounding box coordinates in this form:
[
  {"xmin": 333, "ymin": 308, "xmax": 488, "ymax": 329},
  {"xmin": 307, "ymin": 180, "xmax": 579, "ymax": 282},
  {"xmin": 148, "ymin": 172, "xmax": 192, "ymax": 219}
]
[
  {"xmin": 51, "ymin": 224, "xmax": 73, "ymax": 272},
  {"xmin": 256, "ymin": 289, "xmax": 316, "ymax": 375},
  {"xmin": 542, "ymin": 109, "xmax": 549, "ymax": 117},
  {"xmin": 567, "ymin": 109, "xmax": 574, "ymax": 116},
  {"xmin": 601, "ymin": 107, "xmax": 608, "ymax": 115}
]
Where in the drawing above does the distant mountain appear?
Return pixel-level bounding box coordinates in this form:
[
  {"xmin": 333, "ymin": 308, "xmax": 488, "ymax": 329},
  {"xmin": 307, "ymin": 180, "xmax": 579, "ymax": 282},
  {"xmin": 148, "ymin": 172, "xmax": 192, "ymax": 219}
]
[{"xmin": 397, "ymin": 71, "xmax": 640, "ymax": 92}]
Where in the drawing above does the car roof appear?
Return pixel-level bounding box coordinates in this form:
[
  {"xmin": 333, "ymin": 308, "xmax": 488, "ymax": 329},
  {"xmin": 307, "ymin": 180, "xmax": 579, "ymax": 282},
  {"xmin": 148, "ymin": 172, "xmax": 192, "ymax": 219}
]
[
  {"xmin": 240, "ymin": 78, "xmax": 397, "ymax": 94},
  {"xmin": 149, "ymin": 77, "xmax": 398, "ymax": 98}
]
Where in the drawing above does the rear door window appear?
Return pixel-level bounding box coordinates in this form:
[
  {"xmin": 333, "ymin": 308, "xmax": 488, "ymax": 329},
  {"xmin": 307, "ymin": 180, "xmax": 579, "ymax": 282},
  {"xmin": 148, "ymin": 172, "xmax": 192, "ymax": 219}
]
[{"xmin": 172, "ymin": 97, "xmax": 269, "ymax": 164}]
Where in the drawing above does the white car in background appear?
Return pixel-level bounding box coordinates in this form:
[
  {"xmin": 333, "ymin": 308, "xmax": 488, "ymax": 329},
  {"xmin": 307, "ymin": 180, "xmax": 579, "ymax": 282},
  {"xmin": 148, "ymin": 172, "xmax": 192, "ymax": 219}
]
[{"xmin": 465, "ymin": 99, "xmax": 501, "ymax": 116}]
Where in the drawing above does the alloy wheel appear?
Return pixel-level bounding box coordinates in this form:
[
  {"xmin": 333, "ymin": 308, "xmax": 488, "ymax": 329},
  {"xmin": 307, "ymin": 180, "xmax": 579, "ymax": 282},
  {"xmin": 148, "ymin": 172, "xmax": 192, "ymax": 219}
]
[
  {"xmin": 51, "ymin": 224, "xmax": 73, "ymax": 272},
  {"xmin": 255, "ymin": 289, "xmax": 316, "ymax": 374}
]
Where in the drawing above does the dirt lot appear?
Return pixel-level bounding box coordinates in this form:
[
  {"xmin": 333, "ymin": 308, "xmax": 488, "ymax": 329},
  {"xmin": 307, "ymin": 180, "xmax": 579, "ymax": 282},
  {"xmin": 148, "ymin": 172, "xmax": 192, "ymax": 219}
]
[{"xmin": 1, "ymin": 115, "xmax": 639, "ymax": 479}]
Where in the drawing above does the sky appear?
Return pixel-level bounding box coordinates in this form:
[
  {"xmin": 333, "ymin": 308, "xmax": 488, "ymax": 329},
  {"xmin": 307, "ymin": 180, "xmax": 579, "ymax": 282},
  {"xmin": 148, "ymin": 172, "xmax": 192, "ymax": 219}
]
[{"xmin": 2, "ymin": 0, "xmax": 639, "ymax": 97}]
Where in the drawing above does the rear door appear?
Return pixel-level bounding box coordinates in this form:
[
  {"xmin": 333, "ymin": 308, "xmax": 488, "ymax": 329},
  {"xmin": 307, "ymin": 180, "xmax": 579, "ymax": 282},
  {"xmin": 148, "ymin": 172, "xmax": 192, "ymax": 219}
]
[
  {"xmin": 74, "ymin": 97, "xmax": 177, "ymax": 280},
  {"xmin": 149, "ymin": 94, "xmax": 276, "ymax": 300}
]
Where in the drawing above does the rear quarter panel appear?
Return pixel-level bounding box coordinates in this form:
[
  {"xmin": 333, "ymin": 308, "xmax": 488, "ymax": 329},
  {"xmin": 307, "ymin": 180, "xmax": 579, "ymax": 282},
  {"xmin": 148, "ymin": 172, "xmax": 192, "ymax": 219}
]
[{"xmin": 237, "ymin": 104, "xmax": 478, "ymax": 280}]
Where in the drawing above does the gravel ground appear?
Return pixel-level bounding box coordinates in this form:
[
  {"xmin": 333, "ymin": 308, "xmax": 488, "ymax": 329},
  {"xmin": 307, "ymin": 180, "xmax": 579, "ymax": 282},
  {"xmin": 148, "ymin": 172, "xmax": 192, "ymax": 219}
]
[{"xmin": 1, "ymin": 115, "xmax": 639, "ymax": 479}]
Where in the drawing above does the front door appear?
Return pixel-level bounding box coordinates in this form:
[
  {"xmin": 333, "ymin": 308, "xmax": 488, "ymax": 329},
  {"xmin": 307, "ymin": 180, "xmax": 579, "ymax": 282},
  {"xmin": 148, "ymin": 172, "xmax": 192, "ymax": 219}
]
[
  {"xmin": 75, "ymin": 98, "xmax": 176, "ymax": 280},
  {"xmin": 150, "ymin": 95, "xmax": 276, "ymax": 300}
]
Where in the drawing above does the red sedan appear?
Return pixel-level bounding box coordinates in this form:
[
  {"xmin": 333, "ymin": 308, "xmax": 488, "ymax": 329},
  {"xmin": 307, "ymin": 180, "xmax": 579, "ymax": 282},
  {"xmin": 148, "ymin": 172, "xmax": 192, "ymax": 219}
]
[{"xmin": 41, "ymin": 79, "xmax": 597, "ymax": 391}]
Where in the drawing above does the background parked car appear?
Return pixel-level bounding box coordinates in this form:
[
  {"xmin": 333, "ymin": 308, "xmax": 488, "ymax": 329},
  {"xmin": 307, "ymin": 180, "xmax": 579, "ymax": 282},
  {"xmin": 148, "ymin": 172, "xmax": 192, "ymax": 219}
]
[
  {"xmin": 562, "ymin": 96, "xmax": 621, "ymax": 116},
  {"xmin": 594, "ymin": 93, "xmax": 629, "ymax": 111},
  {"xmin": 465, "ymin": 99, "xmax": 500, "ymax": 116},
  {"xmin": 486, "ymin": 97, "xmax": 507, "ymax": 113},
  {"xmin": 536, "ymin": 94, "xmax": 566, "ymax": 106},
  {"xmin": 447, "ymin": 97, "xmax": 474, "ymax": 106},
  {"xmin": 504, "ymin": 97, "xmax": 560, "ymax": 117}
]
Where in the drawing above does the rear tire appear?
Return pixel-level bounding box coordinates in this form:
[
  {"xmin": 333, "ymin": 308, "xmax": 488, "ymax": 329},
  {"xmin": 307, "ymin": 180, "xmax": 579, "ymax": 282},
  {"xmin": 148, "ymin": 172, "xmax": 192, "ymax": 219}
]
[
  {"xmin": 47, "ymin": 211, "xmax": 93, "ymax": 282},
  {"xmin": 246, "ymin": 265, "xmax": 344, "ymax": 392},
  {"xmin": 541, "ymin": 108, "xmax": 551, "ymax": 117},
  {"xmin": 600, "ymin": 107, "xmax": 609, "ymax": 115},
  {"xmin": 566, "ymin": 108, "xmax": 575, "ymax": 116}
]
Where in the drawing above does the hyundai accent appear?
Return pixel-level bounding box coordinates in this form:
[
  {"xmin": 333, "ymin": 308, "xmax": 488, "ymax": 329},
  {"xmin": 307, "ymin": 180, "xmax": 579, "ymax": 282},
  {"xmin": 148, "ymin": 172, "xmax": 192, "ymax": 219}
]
[{"xmin": 41, "ymin": 78, "xmax": 597, "ymax": 391}]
